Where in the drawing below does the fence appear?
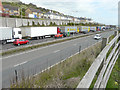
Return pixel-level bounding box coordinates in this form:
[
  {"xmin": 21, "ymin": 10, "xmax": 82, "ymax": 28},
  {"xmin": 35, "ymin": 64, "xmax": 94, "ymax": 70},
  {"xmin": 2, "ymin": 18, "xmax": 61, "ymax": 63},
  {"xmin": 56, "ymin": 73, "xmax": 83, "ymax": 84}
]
[{"xmin": 76, "ymin": 31, "xmax": 120, "ymax": 88}]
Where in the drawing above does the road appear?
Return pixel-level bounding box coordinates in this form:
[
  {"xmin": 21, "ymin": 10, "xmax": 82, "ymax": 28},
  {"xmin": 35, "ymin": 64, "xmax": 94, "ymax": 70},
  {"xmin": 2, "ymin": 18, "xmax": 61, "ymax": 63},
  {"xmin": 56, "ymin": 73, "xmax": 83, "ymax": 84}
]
[
  {"xmin": 1, "ymin": 33, "xmax": 83, "ymax": 51},
  {"xmin": 1, "ymin": 30, "xmax": 114, "ymax": 88},
  {"xmin": 1, "ymin": 31, "xmax": 102, "ymax": 51}
]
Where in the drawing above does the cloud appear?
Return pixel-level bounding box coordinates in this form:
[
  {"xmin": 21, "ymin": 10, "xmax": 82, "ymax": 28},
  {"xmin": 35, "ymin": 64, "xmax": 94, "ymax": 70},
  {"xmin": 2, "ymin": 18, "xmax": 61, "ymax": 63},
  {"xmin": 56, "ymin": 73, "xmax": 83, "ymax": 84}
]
[{"xmin": 20, "ymin": 0, "xmax": 119, "ymax": 25}]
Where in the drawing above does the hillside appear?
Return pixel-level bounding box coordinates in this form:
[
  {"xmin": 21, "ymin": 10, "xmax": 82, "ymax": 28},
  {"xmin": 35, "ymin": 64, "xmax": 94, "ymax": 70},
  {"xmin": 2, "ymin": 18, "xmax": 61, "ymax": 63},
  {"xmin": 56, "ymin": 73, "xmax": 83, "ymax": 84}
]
[{"xmin": 2, "ymin": 1, "xmax": 64, "ymax": 15}]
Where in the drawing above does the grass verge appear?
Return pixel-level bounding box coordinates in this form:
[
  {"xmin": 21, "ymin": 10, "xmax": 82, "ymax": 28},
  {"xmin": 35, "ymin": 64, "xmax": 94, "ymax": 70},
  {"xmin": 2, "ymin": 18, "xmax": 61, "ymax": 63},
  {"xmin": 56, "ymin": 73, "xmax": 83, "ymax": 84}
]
[
  {"xmin": 11, "ymin": 42, "xmax": 102, "ymax": 88},
  {"xmin": 108, "ymin": 35, "xmax": 115, "ymax": 43},
  {"xmin": 106, "ymin": 55, "xmax": 120, "ymax": 89}
]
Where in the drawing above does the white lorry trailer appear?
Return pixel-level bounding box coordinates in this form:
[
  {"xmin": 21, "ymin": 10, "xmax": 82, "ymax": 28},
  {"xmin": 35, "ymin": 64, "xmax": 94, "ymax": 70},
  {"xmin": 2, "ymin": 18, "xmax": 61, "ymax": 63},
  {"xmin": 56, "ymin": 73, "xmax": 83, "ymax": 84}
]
[
  {"xmin": 0, "ymin": 27, "xmax": 22, "ymax": 44},
  {"xmin": 20, "ymin": 27, "xmax": 57, "ymax": 39}
]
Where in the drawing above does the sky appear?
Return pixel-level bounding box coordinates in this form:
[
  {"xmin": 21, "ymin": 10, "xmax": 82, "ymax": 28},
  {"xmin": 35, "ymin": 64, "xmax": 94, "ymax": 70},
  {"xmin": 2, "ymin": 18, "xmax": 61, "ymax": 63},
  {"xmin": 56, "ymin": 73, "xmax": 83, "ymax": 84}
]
[{"xmin": 20, "ymin": 0, "xmax": 119, "ymax": 25}]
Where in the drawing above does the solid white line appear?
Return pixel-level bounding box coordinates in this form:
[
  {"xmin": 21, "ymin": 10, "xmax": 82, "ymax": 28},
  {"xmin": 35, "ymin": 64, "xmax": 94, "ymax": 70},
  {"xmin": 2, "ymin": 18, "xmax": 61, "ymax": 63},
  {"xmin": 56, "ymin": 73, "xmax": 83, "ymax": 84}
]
[
  {"xmin": 14, "ymin": 64, "xmax": 20, "ymax": 67},
  {"xmin": 14, "ymin": 61, "xmax": 28, "ymax": 67}
]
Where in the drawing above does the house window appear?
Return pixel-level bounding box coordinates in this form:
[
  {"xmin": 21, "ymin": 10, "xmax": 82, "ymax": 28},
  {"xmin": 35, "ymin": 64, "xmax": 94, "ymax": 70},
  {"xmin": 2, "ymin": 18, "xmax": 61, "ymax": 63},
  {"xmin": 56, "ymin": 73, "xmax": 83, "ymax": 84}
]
[
  {"xmin": 6, "ymin": 8, "xmax": 9, "ymax": 10},
  {"xmin": 11, "ymin": 10, "xmax": 14, "ymax": 12}
]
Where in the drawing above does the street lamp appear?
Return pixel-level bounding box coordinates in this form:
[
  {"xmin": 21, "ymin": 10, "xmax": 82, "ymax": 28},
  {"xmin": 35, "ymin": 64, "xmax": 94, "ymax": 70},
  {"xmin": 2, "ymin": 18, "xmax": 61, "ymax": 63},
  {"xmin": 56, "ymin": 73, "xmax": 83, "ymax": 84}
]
[
  {"xmin": 21, "ymin": 7, "xmax": 23, "ymax": 19},
  {"xmin": 21, "ymin": 7, "xmax": 23, "ymax": 26}
]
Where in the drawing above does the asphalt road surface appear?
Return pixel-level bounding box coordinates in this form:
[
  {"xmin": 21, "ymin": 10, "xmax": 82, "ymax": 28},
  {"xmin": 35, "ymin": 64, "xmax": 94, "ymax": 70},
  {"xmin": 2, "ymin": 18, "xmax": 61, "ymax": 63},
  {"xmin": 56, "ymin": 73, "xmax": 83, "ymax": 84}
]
[
  {"xmin": 1, "ymin": 33, "xmax": 83, "ymax": 51},
  {"xmin": 1, "ymin": 31, "xmax": 101, "ymax": 51},
  {"xmin": 1, "ymin": 30, "xmax": 114, "ymax": 88}
]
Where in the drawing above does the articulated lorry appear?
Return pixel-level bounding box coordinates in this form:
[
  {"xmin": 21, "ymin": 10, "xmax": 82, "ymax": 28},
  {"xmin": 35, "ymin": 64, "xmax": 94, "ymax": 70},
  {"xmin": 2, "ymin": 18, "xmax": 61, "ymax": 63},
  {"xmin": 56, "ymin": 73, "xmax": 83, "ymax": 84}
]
[
  {"xmin": 59, "ymin": 26, "xmax": 79, "ymax": 36},
  {"xmin": 0, "ymin": 27, "xmax": 22, "ymax": 44},
  {"xmin": 78, "ymin": 26, "xmax": 90, "ymax": 34},
  {"xmin": 20, "ymin": 27, "xmax": 58, "ymax": 39},
  {"xmin": 90, "ymin": 26, "xmax": 97, "ymax": 32}
]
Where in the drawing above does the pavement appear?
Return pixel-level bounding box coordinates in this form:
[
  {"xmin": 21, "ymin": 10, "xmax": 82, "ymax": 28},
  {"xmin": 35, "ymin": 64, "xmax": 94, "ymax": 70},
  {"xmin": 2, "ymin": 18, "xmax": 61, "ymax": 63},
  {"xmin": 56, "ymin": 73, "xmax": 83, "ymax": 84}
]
[{"xmin": 1, "ymin": 30, "xmax": 114, "ymax": 88}]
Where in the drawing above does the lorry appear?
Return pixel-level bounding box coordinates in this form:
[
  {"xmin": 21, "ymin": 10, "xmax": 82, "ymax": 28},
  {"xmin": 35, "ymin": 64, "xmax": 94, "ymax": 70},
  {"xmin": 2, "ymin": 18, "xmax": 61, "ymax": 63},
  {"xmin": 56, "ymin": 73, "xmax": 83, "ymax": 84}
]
[
  {"xmin": 97, "ymin": 26, "xmax": 102, "ymax": 31},
  {"xmin": 101, "ymin": 26, "xmax": 106, "ymax": 31},
  {"xmin": 0, "ymin": 27, "xmax": 22, "ymax": 44},
  {"xmin": 20, "ymin": 27, "xmax": 57, "ymax": 39},
  {"xmin": 59, "ymin": 26, "xmax": 79, "ymax": 36},
  {"xmin": 90, "ymin": 26, "xmax": 96, "ymax": 32},
  {"xmin": 78, "ymin": 26, "xmax": 90, "ymax": 34}
]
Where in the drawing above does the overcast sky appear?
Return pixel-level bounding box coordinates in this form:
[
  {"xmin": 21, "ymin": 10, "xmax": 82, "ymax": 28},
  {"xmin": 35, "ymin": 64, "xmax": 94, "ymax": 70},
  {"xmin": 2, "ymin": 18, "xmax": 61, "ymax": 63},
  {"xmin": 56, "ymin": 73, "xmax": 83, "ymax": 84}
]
[{"xmin": 20, "ymin": 0, "xmax": 119, "ymax": 25}]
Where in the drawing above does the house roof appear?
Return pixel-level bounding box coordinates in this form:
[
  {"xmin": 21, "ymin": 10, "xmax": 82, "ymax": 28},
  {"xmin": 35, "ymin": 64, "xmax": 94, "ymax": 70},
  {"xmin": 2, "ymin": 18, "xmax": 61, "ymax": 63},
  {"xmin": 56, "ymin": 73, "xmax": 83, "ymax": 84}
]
[
  {"xmin": 44, "ymin": 12, "xmax": 51, "ymax": 15},
  {"xmin": 3, "ymin": 5, "xmax": 18, "ymax": 10},
  {"xmin": 29, "ymin": 8, "xmax": 42, "ymax": 13}
]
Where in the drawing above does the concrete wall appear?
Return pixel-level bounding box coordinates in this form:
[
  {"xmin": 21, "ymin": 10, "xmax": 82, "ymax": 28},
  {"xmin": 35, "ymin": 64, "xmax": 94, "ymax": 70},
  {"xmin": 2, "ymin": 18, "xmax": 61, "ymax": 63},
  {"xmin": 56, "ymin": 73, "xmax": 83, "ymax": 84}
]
[{"xmin": 0, "ymin": 17, "xmax": 79, "ymax": 28}]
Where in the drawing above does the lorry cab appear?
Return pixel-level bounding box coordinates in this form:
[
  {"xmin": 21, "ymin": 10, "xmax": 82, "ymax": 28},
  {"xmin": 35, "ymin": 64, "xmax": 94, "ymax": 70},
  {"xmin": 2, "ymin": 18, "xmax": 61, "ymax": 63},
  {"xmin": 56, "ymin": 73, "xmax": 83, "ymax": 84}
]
[
  {"xmin": 7, "ymin": 28, "xmax": 22, "ymax": 43},
  {"xmin": 13, "ymin": 28, "xmax": 22, "ymax": 39}
]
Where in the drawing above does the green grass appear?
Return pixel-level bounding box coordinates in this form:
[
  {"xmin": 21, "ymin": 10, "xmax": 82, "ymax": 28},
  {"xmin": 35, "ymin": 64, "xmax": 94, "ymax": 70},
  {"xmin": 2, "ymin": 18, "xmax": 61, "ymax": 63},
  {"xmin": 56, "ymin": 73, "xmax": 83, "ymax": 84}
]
[
  {"xmin": 106, "ymin": 55, "xmax": 120, "ymax": 89},
  {"xmin": 11, "ymin": 42, "xmax": 102, "ymax": 88},
  {"xmin": 108, "ymin": 35, "xmax": 115, "ymax": 43}
]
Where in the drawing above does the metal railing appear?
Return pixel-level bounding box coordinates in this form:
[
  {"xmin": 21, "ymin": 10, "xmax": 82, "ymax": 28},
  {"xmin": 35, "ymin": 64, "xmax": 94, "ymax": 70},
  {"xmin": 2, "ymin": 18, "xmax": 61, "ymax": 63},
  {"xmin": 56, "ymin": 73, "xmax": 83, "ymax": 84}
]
[{"xmin": 76, "ymin": 31, "xmax": 120, "ymax": 88}]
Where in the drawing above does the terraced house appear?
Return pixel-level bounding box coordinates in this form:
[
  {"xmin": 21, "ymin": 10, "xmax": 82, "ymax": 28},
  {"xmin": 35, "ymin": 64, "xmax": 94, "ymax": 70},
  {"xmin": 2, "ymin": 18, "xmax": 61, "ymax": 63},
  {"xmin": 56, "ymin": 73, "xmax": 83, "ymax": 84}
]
[
  {"xmin": 25, "ymin": 8, "xmax": 43, "ymax": 18},
  {"xmin": 3, "ymin": 5, "xmax": 20, "ymax": 16}
]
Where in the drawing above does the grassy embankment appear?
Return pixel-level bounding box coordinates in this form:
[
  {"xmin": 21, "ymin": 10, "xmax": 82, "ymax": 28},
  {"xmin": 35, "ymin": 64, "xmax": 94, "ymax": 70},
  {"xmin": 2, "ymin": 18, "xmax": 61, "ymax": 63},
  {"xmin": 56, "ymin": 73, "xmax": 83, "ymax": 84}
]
[
  {"xmin": 11, "ymin": 41, "xmax": 102, "ymax": 88},
  {"xmin": 106, "ymin": 55, "xmax": 120, "ymax": 89}
]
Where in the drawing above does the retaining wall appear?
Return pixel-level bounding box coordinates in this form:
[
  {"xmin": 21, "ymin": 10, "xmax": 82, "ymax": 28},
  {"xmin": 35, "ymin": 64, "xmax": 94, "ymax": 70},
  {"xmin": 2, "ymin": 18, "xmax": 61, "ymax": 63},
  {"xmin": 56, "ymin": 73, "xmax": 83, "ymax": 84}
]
[{"xmin": 0, "ymin": 17, "xmax": 75, "ymax": 28}]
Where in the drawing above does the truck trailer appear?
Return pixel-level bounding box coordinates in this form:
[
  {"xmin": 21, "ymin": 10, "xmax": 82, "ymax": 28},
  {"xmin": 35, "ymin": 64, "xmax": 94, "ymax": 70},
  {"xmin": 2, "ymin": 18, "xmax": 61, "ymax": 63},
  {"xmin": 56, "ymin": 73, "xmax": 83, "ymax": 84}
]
[
  {"xmin": 78, "ymin": 26, "xmax": 90, "ymax": 34},
  {"xmin": 90, "ymin": 26, "xmax": 96, "ymax": 32},
  {"xmin": 97, "ymin": 26, "xmax": 102, "ymax": 31},
  {"xmin": 0, "ymin": 27, "xmax": 22, "ymax": 44},
  {"xmin": 59, "ymin": 26, "xmax": 79, "ymax": 35},
  {"xmin": 20, "ymin": 27, "xmax": 57, "ymax": 39}
]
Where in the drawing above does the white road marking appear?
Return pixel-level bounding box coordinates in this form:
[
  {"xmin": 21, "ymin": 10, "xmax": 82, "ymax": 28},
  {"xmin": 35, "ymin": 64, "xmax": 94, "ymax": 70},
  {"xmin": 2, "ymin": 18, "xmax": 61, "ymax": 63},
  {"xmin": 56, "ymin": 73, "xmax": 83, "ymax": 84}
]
[
  {"xmin": 14, "ymin": 61, "xmax": 28, "ymax": 67},
  {"xmin": 34, "ymin": 40, "xmax": 102, "ymax": 77},
  {"xmin": 53, "ymin": 50, "xmax": 60, "ymax": 53},
  {"xmin": 2, "ymin": 31, "xmax": 111, "ymax": 59}
]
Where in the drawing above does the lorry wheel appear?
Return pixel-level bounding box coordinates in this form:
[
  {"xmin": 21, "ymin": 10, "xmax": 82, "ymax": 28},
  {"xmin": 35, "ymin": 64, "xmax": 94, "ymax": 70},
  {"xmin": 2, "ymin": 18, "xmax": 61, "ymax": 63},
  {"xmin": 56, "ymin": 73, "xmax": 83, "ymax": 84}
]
[
  {"xmin": 2, "ymin": 41, "xmax": 7, "ymax": 45},
  {"xmin": 37, "ymin": 37, "xmax": 39, "ymax": 40},
  {"xmin": 18, "ymin": 43, "xmax": 20, "ymax": 46},
  {"xmin": 39, "ymin": 37, "xmax": 41, "ymax": 39}
]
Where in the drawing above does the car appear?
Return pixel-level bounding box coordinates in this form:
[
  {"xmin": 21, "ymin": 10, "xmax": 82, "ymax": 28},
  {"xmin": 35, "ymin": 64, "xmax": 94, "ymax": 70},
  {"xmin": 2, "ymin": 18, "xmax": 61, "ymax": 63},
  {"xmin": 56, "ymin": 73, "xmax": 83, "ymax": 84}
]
[
  {"xmin": 94, "ymin": 34, "xmax": 101, "ymax": 40},
  {"xmin": 60, "ymin": 32, "xmax": 67, "ymax": 37},
  {"xmin": 55, "ymin": 33, "xmax": 63, "ymax": 38},
  {"xmin": 13, "ymin": 39, "xmax": 29, "ymax": 46}
]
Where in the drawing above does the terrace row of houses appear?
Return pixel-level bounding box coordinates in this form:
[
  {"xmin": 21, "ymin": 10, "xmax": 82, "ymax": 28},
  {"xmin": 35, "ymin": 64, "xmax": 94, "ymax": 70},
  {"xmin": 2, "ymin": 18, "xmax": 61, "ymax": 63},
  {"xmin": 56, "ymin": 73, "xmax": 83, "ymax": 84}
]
[{"xmin": 0, "ymin": 3, "xmax": 93, "ymax": 23}]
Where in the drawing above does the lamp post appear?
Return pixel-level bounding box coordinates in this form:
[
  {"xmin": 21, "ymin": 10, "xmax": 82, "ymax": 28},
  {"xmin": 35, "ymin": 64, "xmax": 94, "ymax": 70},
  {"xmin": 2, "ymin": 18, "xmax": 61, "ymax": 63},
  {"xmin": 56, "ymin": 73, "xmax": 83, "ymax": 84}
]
[{"xmin": 21, "ymin": 7, "xmax": 23, "ymax": 26}]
